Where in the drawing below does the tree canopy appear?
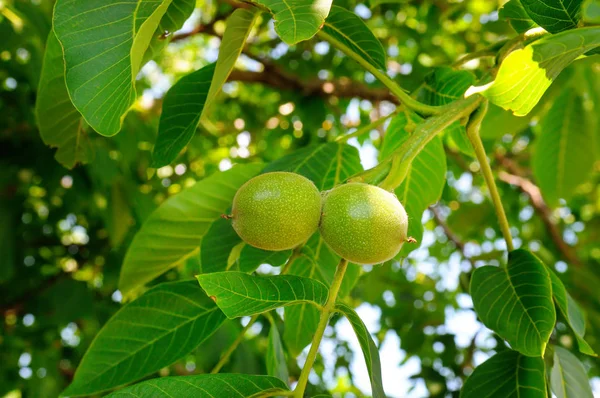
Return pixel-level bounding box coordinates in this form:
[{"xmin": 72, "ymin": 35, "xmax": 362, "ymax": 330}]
[{"xmin": 1, "ymin": 0, "xmax": 600, "ymax": 397}]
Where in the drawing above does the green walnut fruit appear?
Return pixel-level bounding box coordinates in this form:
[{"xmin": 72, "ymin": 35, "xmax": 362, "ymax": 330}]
[
  {"xmin": 320, "ymin": 183, "xmax": 408, "ymax": 265},
  {"xmin": 231, "ymin": 172, "xmax": 322, "ymax": 251}
]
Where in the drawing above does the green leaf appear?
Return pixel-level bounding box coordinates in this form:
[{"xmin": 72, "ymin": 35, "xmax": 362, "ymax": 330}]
[
  {"xmin": 500, "ymin": 0, "xmax": 540, "ymax": 33},
  {"xmin": 204, "ymin": 8, "xmax": 259, "ymax": 116},
  {"xmin": 336, "ymin": 303, "xmax": 385, "ymax": 398},
  {"xmin": 322, "ymin": 6, "xmax": 386, "ymax": 70},
  {"xmin": 144, "ymin": 0, "xmax": 196, "ymax": 62},
  {"xmin": 532, "ymin": 88, "xmax": 595, "ymax": 206},
  {"xmin": 480, "ymin": 103, "xmax": 533, "ymax": 139},
  {"xmin": 461, "ymin": 350, "xmax": 547, "ymax": 398},
  {"xmin": 382, "ymin": 112, "xmax": 446, "ymax": 255},
  {"xmin": 521, "ymin": 0, "xmax": 581, "ymax": 33},
  {"xmin": 105, "ymin": 374, "xmax": 289, "ymax": 397},
  {"xmin": 284, "ymin": 233, "xmax": 361, "ymax": 355},
  {"xmin": 118, "ymin": 164, "xmax": 263, "ymax": 298},
  {"xmin": 238, "ymin": 245, "xmax": 293, "ymax": 273},
  {"xmin": 264, "ymin": 142, "xmax": 363, "ymax": 190},
  {"xmin": 197, "ymin": 272, "xmax": 328, "ymax": 318},
  {"xmin": 368, "ymin": 0, "xmax": 409, "ymax": 8},
  {"xmin": 35, "ymin": 31, "xmax": 93, "ymax": 169},
  {"xmin": 152, "ymin": 63, "xmax": 216, "ymax": 167},
  {"xmin": 548, "ymin": 270, "xmax": 596, "ymax": 355},
  {"xmin": 267, "ymin": 322, "xmax": 289, "ymax": 383},
  {"xmin": 53, "ymin": 0, "xmax": 172, "ymax": 136},
  {"xmin": 470, "ymin": 250, "xmax": 555, "ymax": 357},
  {"xmin": 551, "ymin": 346, "xmax": 593, "ymax": 398},
  {"xmin": 252, "ymin": 0, "xmax": 332, "ymax": 45},
  {"xmin": 415, "ymin": 67, "xmax": 475, "ymax": 157},
  {"xmin": 200, "ymin": 217, "xmax": 242, "ymax": 274},
  {"xmin": 583, "ymin": 0, "xmax": 600, "ymax": 23},
  {"xmin": 62, "ymin": 280, "xmax": 226, "ymax": 397},
  {"xmin": 475, "ymin": 27, "xmax": 600, "ymax": 116}
]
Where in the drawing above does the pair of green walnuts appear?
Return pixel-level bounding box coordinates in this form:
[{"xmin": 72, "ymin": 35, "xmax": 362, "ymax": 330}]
[{"xmin": 230, "ymin": 172, "xmax": 409, "ymax": 265}]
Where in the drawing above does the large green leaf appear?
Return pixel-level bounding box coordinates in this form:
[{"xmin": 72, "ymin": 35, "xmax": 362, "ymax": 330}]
[
  {"xmin": 200, "ymin": 217, "xmax": 242, "ymax": 274},
  {"xmin": 476, "ymin": 27, "xmax": 600, "ymax": 116},
  {"xmin": 204, "ymin": 8, "xmax": 258, "ymax": 115},
  {"xmin": 532, "ymin": 88, "xmax": 595, "ymax": 206},
  {"xmin": 548, "ymin": 270, "xmax": 596, "ymax": 355},
  {"xmin": 336, "ymin": 303, "xmax": 385, "ymax": 398},
  {"xmin": 500, "ymin": 0, "xmax": 540, "ymax": 33},
  {"xmin": 322, "ymin": 6, "xmax": 386, "ymax": 70},
  {"xmin": 461, "ymin": 350, "xmax": 547, "ymax": 398},
  {"xmin": 264, "ymin": 142, "xmax": 363, "ymax": 190},
  {"xmin": 284, "ymin": 233, "xmax": 361, "ymax": 355},
  {"xmin": 551, "ymin": 346, "xmax": 593, "ymax": 398},
  {"xmin": 35, "ymin": 31, "xmax": 93, "ymax": 169},
  {"xmin": 118, "ymin": 164, "xmax": 263, "ymax": 298},
  {"xmin": 152, "ymin": 63, "xmax": 216, "ymax": 167},
  {"xmin": 144, "ymin": 0, "xmax": 196, "ymax": 62},
  {"xmin": 252, "ymin": 0, "xmax": 332, "ymax": 45},
  {"xmin": 53, "ymin": 0, "xmax": 172, "ymax": 136},
  {"xmin": 266, "ymin": 322, "xmax": 289, "ymax": 383},
  {"xmin": 382, "ymin": 112, "xmax": 446, "ymax": 255},
  {"xmin": 197, "ymin": 272, "xmax": 328, "ymax": 318},
  {"xmin": 521, "ymin": 0, "xmax": 582, "ymax": 33},
  {"xmin": 105, "ymin": 374, "xmax": 289, "ymax": 397},
  {"xmin": 62, "ymin": 281, "xmax": 226, "ymax": 397},
  {"xmin": 238, "ymin": 245, "xmax": 293, "ymax": 273},
  {"xmin": 470, "ymin": 249, "xmax": 555, "ymax": 357}
]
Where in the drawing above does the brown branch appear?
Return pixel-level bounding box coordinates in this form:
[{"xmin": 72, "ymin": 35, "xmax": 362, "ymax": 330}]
[
  {"xmin": 495, "ymin": 154, "xmax": 581, "ymax": 267},
  {"xmin": 228, "ymin": 69, "xmax": 398, "ymax": 103},
  {"xmin": 430, "ymin": 205, "xmax": 474, "ymax": 267},
  {"xmin": 0, "ymin": 273, "xmax": 67, "ymax": 316}
]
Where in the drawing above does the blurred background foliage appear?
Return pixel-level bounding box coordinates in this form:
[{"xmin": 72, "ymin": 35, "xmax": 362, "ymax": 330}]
[{"xmin": 1, "ymin": 0, "xmax": 599, "ymax": 396}]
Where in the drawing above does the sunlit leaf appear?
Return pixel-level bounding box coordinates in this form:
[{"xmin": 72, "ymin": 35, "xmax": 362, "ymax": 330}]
[
  {"xmin": 475, "ymin": 27, "xmax": 600, "ymax": 116},
  {"xmin": 118, "ymin": 164, "xmax": 263, "ymax": 298},
  {"xmin": 36, "ymin": 31, "xmax": 93, "ymax": 169},
  {"xmin": 105, "ymin": 374, "xmax": 289, "ymax": 397},
  {"xmin": 551, "ymin": 346, "xmax": 593, "ymax": 398},
  {"xmin": 62, "ymin": 280, "xmax": 226, "ymax": 397},
  {"xmin": 53, "ymin": 0, "xmax": 172, "ymax": 136},
  {"xmin": 197, "ymin": 272, "xmax": 328, "ymax": 318},
  {"xmin": 583, "ymin": 0, "xmax": 600, "ymax": 23},
  {"xmin": 532, "ymin": 88, "xmax": 595, "ymax": 206},
  {"xmin": 521, "ymin": 0, "xmax": 581, "ymax": 33},
  {"xmin": 252, "ymin": 0, "xmax": 332, "ymax": 45},
  {"xmin": 548, "ymin": 270, "xmax": 596, "ymax": 356},
  {"xmin": 470, "ymin": 249, "xmax": 555, "ymax": 357},
  {"xmin": 500, "ymin": 0, "xmax": 540, "ymax": 33},
  {"xmin": 204, "ymin": 8, "xmax": 259, "ymax": 115},
  {"xmin": 152, "ymin": 63, "xmax": 216, "ymax": 167},
  {"xmin": 322, "ymin": 6, "xmax": 386, "ymax": 70},
  {"xmin": 336, "ymin": 303, "xmax": 385, "ymax": 398},
  {"xmin": 461, "ymin": 350, "xmax": 547, "ymax": 398}
]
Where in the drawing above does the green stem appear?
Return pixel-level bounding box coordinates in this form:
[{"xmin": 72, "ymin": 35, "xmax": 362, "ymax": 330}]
[
  {"xmin": 466, "ymin": 100, "xmax": 514, "ymax": 251},
  {"xmin": 378, "ymin": 95, "xmax": 483, "ymax": 191},
  {"xmin": 336, "ymin": 113, "xmax": 393, "ymax": 143},
  {"xmin": 317, "ymin": 30, "xmax": 443, "ymax": 116},
  {"xmin": 452, "ymin": 50, "xmax": 496, "ymax": 68},
  {"xmin": 294, "ymin": 259, "xmax": 348, "ymax": 397},
  {"xmin": 211, "ymin": 313, "xmax": 259, "ymax": 374}
]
